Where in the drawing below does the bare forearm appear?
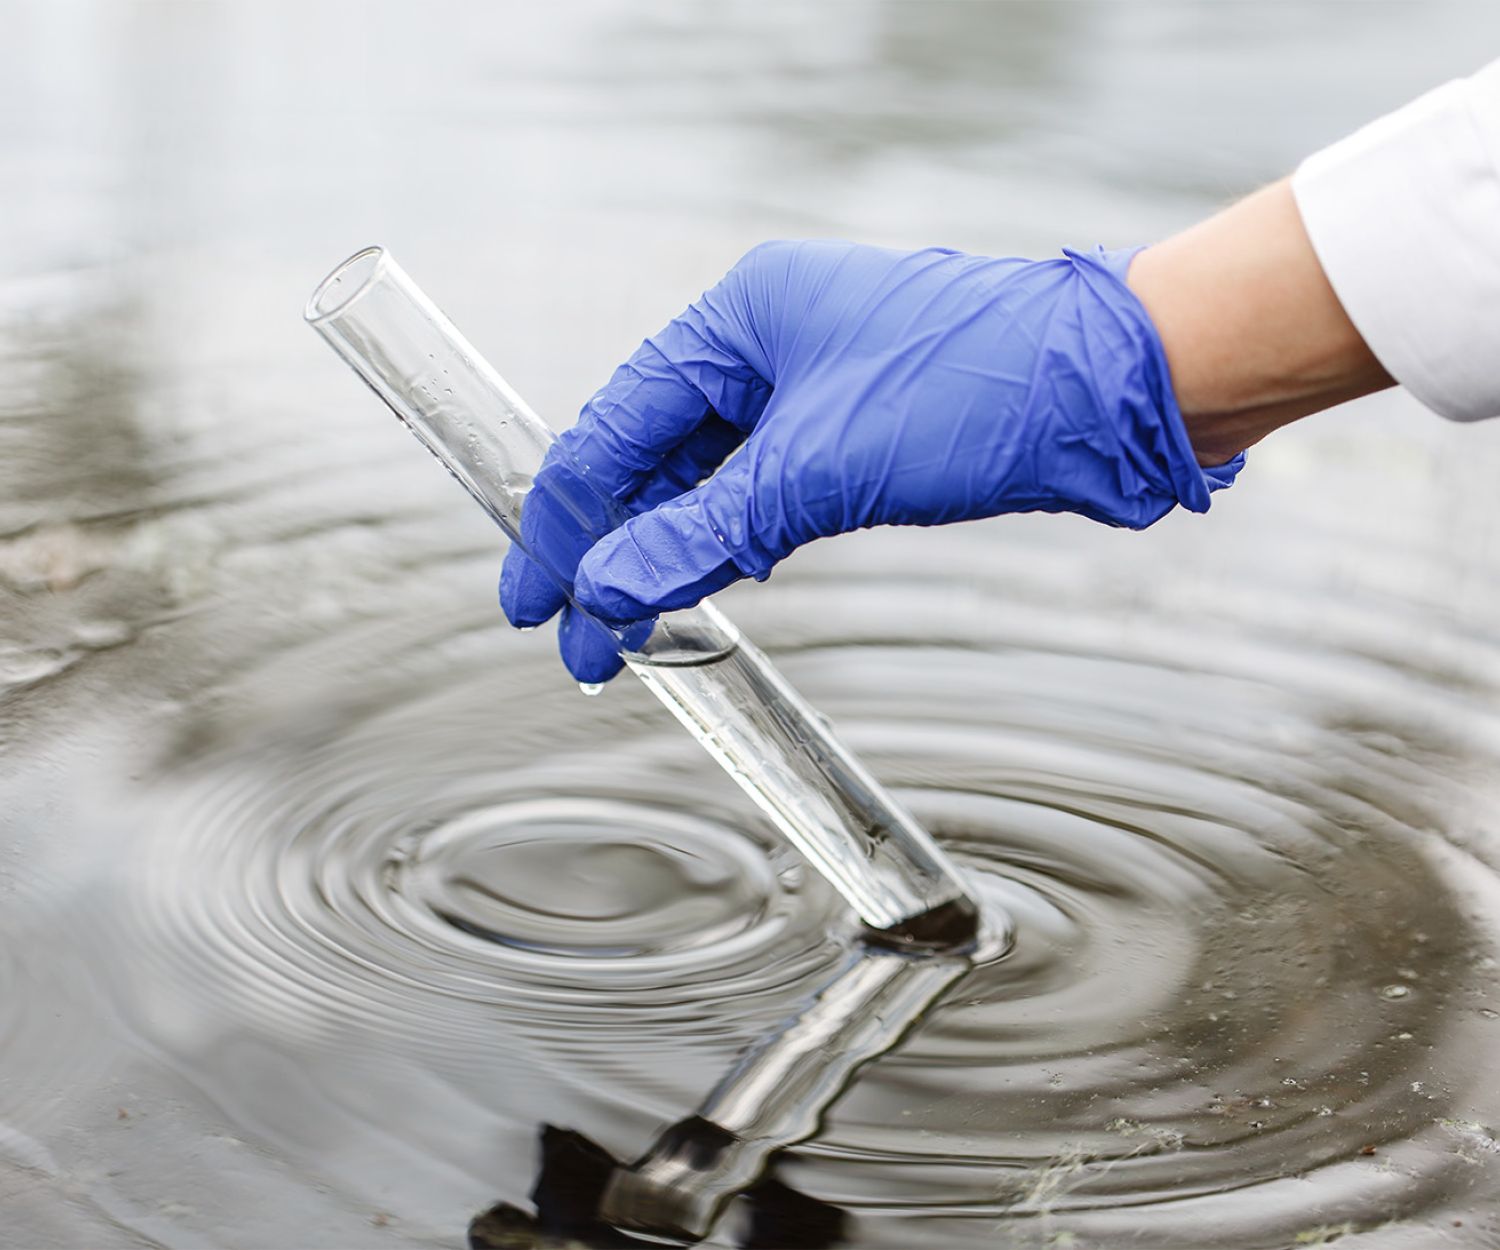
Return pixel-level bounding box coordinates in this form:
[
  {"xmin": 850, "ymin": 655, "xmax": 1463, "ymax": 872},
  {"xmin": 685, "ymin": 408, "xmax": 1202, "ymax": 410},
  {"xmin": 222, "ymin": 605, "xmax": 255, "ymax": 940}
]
[{"xmin": 1127, "ymin": 178, "xmax": 1394, "ymax": 466}]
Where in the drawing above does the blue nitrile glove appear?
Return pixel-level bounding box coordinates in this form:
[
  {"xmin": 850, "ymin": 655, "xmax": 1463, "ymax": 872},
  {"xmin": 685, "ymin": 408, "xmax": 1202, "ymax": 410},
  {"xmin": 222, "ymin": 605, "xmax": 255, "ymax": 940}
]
[{"xmin": 500, "ymin": 239, "xmax": 1242, "ymax": 682}]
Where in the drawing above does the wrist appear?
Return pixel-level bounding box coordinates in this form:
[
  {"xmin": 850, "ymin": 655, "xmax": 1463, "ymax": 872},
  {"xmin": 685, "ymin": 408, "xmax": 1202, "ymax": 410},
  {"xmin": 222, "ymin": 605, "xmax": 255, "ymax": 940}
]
[{"xmin": 1126, "ymin": 178, "xmax": 1392, "ymax": 466}]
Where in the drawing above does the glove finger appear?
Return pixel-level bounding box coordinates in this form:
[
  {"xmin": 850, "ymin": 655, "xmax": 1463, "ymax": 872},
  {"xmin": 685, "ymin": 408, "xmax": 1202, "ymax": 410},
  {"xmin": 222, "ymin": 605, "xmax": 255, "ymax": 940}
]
[
  {"xmin": 574, "ymin": 457, "xmax": 757, "ymax": 623},
  {"xmin": 557, "ymin": 603, "xmax": 626, "ymax": 684},
  {"xmin": 501, "ymin": 413, "xmax": 745, "ymax": 629},
  {"xmin": 556, "ymin": 295, "xmax": 772, "ymax": 506},
  {"xmin": 627, "ymin": 412, "xmax": 746, "ymax": 511},
  {"xmin": 499, "ymin": 544, "xmax": 567, "ymax": 628}
]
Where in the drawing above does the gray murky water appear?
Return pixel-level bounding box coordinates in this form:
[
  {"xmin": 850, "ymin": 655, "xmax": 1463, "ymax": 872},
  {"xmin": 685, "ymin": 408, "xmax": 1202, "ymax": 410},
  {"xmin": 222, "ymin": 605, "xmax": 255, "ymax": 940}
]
[{"xmin": 7, "ymin": 3, "xmax": 1500, "ymax": 1247}]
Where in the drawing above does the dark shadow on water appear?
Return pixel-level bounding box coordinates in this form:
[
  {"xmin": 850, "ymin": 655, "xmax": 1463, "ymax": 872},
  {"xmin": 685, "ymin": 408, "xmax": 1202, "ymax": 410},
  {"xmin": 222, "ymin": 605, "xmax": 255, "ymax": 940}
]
[{"xmin": 468, "ymin": 1126, "xmax": 847, "ymax": 1250}]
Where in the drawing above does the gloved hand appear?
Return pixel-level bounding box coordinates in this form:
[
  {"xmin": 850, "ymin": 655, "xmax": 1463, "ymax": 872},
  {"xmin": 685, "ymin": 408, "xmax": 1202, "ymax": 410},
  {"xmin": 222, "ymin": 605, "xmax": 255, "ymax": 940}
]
[{"xmin": 501, "ymin": 239, "xmax": 1242, "ymax": 682}]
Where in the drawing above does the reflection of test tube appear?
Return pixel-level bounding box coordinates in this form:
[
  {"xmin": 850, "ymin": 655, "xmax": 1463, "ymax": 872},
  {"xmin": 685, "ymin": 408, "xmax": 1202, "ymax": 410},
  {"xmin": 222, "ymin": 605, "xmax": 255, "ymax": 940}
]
[
  {"xmin": 306, "ymin": 248, "xmax": 994, "ymax": 949},
  {"xmin": 600, "ymin": 947, "xmax": 968, "ymax": 1242}
]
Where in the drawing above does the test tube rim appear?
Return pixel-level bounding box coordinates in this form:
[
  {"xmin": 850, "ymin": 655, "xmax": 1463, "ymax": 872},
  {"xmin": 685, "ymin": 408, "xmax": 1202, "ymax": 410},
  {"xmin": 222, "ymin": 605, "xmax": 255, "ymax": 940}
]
[{"xmin": 305, "ymin": 245, "xmax": 389, "ymax": 326}]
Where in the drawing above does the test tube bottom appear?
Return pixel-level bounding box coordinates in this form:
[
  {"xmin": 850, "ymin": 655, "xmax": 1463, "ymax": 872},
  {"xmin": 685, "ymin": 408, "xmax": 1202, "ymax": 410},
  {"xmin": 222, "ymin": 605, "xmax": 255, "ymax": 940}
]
[{"xmin": 864, "ymin": 894, "xmax": 981, "ymax": 952}]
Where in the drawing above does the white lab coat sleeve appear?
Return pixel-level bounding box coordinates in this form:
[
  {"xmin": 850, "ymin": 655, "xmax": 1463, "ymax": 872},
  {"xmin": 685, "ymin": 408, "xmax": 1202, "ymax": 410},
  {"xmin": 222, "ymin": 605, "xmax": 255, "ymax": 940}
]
[{"xmin": 1292, "ymin": 60, "xmax": 1500, "ymax": 422}]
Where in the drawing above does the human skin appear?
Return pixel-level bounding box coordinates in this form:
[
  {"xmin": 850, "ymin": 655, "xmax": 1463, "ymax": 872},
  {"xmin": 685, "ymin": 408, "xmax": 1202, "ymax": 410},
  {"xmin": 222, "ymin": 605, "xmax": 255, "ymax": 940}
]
[{"xmin": 1127, "ymin": 177, "xmax": 1395, "ymax": 466}]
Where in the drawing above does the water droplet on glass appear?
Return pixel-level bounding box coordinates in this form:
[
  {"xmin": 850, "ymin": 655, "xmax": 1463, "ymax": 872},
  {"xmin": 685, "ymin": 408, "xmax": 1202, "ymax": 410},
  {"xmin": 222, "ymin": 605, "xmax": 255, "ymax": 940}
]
[
  {"xmin": 1381, "ymin": 984, "xmax": 1411, "ymax": 1001},
  {"xmin": 578, "ymin": 682, "xmax": 604, "ymax": 697}
]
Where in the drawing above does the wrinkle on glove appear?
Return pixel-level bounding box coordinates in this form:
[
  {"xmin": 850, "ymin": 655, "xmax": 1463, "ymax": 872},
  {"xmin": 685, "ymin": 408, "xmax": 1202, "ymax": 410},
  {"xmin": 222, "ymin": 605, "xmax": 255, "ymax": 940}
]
[{"xmin": 502, "ymin": 239, "xmax": 1242, "ymax": 678}]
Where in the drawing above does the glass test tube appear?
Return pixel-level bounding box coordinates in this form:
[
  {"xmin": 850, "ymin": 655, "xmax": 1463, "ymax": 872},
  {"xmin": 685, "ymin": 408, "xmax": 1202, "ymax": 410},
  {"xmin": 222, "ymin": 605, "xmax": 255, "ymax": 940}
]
[{"xmin": 305, "ymin": 247, "xmax": 990, "ymax": 948}]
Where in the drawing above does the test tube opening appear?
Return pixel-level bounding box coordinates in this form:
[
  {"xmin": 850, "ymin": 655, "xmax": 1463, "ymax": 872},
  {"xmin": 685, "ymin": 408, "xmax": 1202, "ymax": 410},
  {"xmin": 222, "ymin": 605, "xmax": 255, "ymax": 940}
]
[{"xmin": 305, "ymin": 246, "xmax": 388, "ymax": 325}]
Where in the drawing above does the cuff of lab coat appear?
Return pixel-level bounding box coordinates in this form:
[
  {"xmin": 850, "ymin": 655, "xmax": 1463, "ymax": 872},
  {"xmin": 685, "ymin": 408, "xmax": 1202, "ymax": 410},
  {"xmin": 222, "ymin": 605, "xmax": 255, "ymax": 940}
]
[{"xmin": 1292, "ymin": 62, "xmax": 1500, "ymax": 422}]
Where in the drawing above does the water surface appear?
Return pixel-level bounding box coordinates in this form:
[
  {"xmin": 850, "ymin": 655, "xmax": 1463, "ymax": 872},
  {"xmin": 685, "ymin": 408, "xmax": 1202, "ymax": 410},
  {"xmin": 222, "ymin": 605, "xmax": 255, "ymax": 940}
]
[{"xmin": 5, "ymin": 4, "xmax": 1500, "ymax": 1247}]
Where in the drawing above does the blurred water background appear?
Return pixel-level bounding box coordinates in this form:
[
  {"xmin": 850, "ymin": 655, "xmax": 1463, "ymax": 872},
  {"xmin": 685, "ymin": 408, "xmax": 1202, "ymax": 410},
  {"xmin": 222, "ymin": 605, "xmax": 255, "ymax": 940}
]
[{"xmin": 6, "ymin": 3, "xmax": 1500, "ymax": 1247}]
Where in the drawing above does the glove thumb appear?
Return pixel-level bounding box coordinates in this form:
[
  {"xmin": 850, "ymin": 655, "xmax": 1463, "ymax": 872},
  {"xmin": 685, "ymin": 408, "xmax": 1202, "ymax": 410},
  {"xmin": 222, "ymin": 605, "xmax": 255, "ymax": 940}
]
[{"xmin": 574, "ymin": 456, "xmax": 757, "ymax": 623}]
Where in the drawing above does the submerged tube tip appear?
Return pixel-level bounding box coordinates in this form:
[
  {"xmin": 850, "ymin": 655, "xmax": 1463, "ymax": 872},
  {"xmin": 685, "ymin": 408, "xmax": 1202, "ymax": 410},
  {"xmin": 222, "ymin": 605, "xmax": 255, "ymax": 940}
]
[{"xmin": 862, "ymin": 895, "xmax": 988, "ymax": 955}]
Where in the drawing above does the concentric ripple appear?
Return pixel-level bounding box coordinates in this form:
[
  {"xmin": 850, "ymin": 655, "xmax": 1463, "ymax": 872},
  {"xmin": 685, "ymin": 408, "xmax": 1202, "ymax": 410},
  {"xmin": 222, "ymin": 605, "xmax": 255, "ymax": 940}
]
[
  {"xmin": 390, "ymin": 798, "xmax": 783, "ymax": 962},
  {"xmin": 91, "ymin": 535, "xmax": 1500, "ymax": 1249}
]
